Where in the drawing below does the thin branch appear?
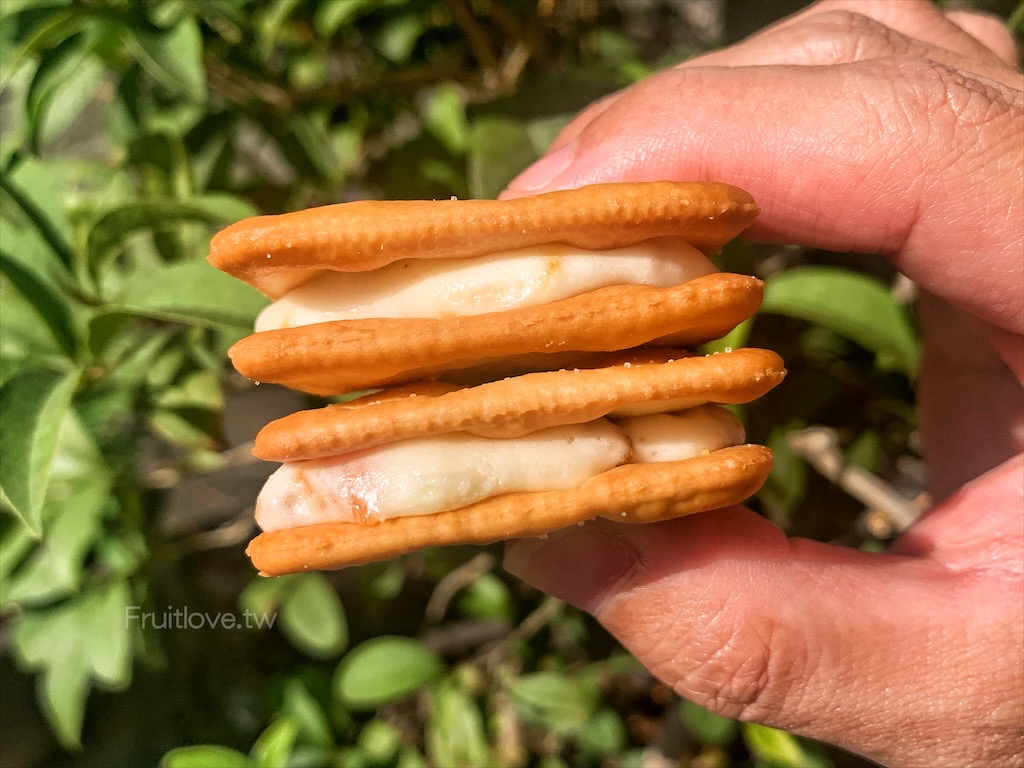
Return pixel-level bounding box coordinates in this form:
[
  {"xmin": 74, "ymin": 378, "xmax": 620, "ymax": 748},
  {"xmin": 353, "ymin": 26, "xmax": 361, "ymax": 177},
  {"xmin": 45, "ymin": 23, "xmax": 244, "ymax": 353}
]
[
  {"xmin": 424, "ymin": 552, "xmax": 495, "ymax": 624},
  {"xmin": 787, "ymin": 427, "xmax": 923, "ymax": 531}
]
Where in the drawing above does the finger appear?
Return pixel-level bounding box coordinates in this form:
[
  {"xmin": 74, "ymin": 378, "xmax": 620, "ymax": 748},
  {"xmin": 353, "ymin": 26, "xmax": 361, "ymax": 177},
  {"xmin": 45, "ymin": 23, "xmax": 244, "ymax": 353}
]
[
  {"xmin": 672, "ymin": 8, "xmax": 1018, "ymax": 86},
  {"xmin": 505, "ymin": 455, "xmax": 1024, "ymax": 768},
  {"xmin": 945, "ymin": 9, "xmax": 1021, "ymax": 68},
  {"xmin": 917, "ymin": 295, "xmax": 1024, "ymax": 500},
  {"xmin": 502, "ymin": 60, "xmax": 1024, "ymax": 336},
  {"xmin": 767, "ymin": 0, "xmax": 1013, "ymax": 70}
]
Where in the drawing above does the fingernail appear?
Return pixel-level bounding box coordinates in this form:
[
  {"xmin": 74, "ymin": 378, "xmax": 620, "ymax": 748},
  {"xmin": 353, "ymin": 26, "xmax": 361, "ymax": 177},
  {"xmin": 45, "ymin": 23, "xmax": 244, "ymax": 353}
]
[
  {"xmin": 504, "ymin": 524, "xmax": 638, "ymax": 612},
  {"xmin": 504, "ymin": 141, "xmax": 577, "ymax": 194}
]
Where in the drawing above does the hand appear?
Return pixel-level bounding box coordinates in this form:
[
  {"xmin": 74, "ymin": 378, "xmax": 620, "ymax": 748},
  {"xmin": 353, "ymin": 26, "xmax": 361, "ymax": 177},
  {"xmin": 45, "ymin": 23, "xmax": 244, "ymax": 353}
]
[{"xmin": 502, "ymin": 2, "xmax": 1024, "ymax": 766}]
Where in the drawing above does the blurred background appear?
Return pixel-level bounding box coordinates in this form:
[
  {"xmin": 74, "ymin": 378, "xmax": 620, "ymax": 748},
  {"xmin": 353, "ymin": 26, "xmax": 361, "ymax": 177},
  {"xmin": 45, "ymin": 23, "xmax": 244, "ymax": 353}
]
[{"xmin": 0, "ymin": 1, "xmax": 1019, "ymax": 767}]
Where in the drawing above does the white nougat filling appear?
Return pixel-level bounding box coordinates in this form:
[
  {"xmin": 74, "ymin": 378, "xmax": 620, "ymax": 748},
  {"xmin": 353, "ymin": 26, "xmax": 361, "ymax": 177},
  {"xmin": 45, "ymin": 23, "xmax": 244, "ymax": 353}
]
[
  {"xmin": 254, "ymin": 238, "xmax": 716, "ymax": 331},
  {"xmin": 256, "ymin": 406, "xmax": 744, "ymax": 531}
]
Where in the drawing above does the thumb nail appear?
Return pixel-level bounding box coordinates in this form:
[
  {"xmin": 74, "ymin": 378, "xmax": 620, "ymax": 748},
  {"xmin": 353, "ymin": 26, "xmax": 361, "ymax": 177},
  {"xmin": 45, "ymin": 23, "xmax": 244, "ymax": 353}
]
[
  {"xmin": 503, "ymin": 141, "xmax": 577, "ymax": 196},
  {"xmin": 503, "ymin": 523, "xmax": 638, "ymax": 612}
]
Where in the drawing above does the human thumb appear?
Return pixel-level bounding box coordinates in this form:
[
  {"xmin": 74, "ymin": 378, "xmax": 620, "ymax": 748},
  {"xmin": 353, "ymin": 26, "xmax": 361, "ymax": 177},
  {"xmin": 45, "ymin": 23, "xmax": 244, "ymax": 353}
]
[{"xmin": 504, "ymin": 455, "xmax": 1024, "ymax": 767}]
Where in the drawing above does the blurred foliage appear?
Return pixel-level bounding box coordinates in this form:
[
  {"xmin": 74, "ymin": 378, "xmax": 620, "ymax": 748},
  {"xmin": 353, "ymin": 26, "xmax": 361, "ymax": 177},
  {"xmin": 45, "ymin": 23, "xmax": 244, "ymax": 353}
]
[{"xmin": 0, "ymin": 0, "xmax": 1012, "ymax": 767}]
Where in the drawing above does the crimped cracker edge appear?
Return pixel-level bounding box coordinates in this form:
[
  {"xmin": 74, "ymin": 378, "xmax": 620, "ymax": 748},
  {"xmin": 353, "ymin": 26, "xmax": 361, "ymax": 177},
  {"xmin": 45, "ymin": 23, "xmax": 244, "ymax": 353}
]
[
  {"xmin": 254, "ymin": 348, "xmax": 786, "ymax": 461},
  {"xmin": 246, "ymin": 444, "xmax": 773, "ymax": 575}
]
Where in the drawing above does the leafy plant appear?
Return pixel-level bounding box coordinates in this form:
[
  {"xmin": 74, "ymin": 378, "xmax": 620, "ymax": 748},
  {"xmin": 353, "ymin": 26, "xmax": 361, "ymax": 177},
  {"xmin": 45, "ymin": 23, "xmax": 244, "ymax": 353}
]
[{"xmin": 0, "ymin": 0, "xmax": 969, "ymax": 766}]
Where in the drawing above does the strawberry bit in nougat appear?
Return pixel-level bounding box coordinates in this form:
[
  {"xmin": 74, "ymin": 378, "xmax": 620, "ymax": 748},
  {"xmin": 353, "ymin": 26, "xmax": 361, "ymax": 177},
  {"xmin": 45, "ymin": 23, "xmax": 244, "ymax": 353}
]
[
  {"xmin": 254, "ymin": 238, "xmax": 716, "ymax": 331},
  {"xmin": 255, "ymin": 405, "xmax": 744, "ymax": 532}
]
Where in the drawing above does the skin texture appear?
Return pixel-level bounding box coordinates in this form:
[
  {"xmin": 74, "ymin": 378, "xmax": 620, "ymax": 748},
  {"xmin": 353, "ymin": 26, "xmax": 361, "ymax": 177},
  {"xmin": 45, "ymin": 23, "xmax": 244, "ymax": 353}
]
[{"xmin": 501, "ymin": 2, "xmax": 1024, "ymax": 766}]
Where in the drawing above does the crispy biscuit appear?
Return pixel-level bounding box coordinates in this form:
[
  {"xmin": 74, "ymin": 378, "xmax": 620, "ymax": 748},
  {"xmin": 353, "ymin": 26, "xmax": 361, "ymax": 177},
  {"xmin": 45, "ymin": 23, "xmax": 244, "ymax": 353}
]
[
  {"xmin": 254, "ymin": 348, "xmax": 786, "ymax": 461},
  {"xmin": 210, "ymin": 182, "xmax": 759, "ymax": 299},
  {"xmin": 229, "ymin": 273, "xmax": 763, "ymax": 394},
  {"xmin": 246, "ymin": 444, "xmax": 773, "ymax": 575}
]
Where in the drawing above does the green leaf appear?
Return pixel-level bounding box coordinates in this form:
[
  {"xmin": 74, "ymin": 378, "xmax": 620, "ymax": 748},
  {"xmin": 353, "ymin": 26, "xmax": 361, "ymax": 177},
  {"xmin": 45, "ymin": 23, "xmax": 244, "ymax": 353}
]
[
  {"xmin": 467, "ymin": 117, "xmax": 538, "ymax": 199},
  {"xmin": 128, "ymin": 18, "xmax": 206, "ymax": 101},
  {"xmin": 376, "ymin": 14, "xmax": 423, "ymax": 64},
  {"xmin": 279, "ymin": 572, "xmax": 348, "ymax": 659},
  {"xmin": 760, "ymin": 266, "xmax": 919, "ymax": 375},
  {"xmin": 153, "ymin": 370, "xmax": 223, "ymax": 411},
  {"xmin": 0, "ymin": 8, "xmax": 87, "ymax": 87},
  {"xmin": 760, "ymin": 420, "xmax": 808, "ymax": 522},
  {"xmin": 13, "ymin": 579, "xmax": 132, "ymax": 748},
  {"xmin": 251, "ymin": 717, "xmax": 299, "ymax": 768},
  {"xmin": 257, "ymin": 0, "xmax": 303, "ymax": 60},
  {"xmin": 315, "ymin": 0, "xmax": 376, "ymax": 36},
  {"xmin": 456, "ymin": 572, "xmax": 513, "ymax": 621},
  {"xmin": 28, "ymin": 40, "xmax": 104, "ymax": 150},
  {"xmin": 280, "ymin": 678, "xmax": 333, "ymax": 749},
  {"xmin": 334, "ymin": 636, "xmax": 445, "ymax": 710},
  {"xmin": 702, "ymin": 316, "xmax": 753, "ymax": 355},
  {"xmin": 680, "ymin": 700, "xmax": 738, "ymax": 746},
  {"xmin": 85, "ymin": 194, "xmax": 257, "ymax": 276},
  {"xmin": 111, "ymin": 260, "xmax": 267, "ymax": 328},
  {"xmin": 507, "ymin": 671, "xmax": 599, "ymax": 734},
  {"xmin": 161, "ymin": 746, "xmax": 255, "ymax": 768},
  {"xmin": 3, "ymin": 411, "xmax": 111, "ymax": 607},
  {"xmin": 742, "ymin": 723, "xmax": 830, "ymax": 768},
  {"xmin": 426, "ymin": 680, "xmax": 491, "ymax": 768},
  {"xmin": 846, "ymin": 429, "xmax": 882, "ymax": 473},
  {"xmin": 359, "ymin": 719, "xmax": 402, "ymax": 765},
  {"xmin": 577, "ymin": 709, "xmax": 627, "ymax": 756},
  {"xmin": 422, "ymin": 84, "xmax": 468, "ymax": 156},
  {"xmin": 0, "ymin": 368, "xmax": 78, "ymax": 534},
  {"xmin": 0, "ymin": 251, "xmax": 80, "ymax": 358},
  {"xmin": 1, "ymin": 158, "xmax": 75, "ymax": 272}
]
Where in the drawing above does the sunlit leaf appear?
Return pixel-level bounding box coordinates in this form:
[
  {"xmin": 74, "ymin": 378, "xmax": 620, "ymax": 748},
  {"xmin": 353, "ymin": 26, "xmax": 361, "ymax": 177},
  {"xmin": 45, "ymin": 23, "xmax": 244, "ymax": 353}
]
[
  {"xmin": 0, "ymin": 368, "xmax": 78, "ymax": 534},
  {"xmin": 334, "ymin": 636, "xmax": 444, "ymax": 710},
  {"xmin": 13, "ymin": 579, "xmax": 132, "ymax": 748},
  {"xmin": 761, "ymin": 266, "xmax": 919, "ymax": 375},
  {"xmin": 111, "ymin": 260, "xmax": 267, "ymax": 328},
  {"xmin": 251, "ymin": 717, "xmax": 299, "ymax": 768},
  {"xmin": 742, "ymin": 722, "xmax": 831, "ymax": 768},
  {"xmin": 427, "ymin": 680, "xmax": 491, "ymax": 768},
  {"xmin": 279, "ymin": 572, "xmax": 348, "ymax": 659},
  {"xmin": 3, "ymin": 411, "xmax": 110, "ymax": 607},
  {"xmin": 508, "ymin": 671, "xmax": 599, "ymax": 734},
  {"xmin": 0, "ymin": 252, "xmax": 80, "ymax": 358},
  {"xmin": 161, "ymin": 746, "xmax": 254, "ymax": 768},
  {"xmin": 280, "ymin": 678, "xmax": 333, "ymax": 749},
  {"xmin": 360, "ymin": 719, "xmax": 402, "ymax": 765}
]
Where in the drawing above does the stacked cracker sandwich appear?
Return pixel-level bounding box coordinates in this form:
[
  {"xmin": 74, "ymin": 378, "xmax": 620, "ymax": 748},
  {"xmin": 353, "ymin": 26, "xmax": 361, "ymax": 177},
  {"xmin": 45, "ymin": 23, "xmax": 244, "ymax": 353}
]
[{"xmin": 210, "ymin": 182, "xmax": 785, "ymax": 575}]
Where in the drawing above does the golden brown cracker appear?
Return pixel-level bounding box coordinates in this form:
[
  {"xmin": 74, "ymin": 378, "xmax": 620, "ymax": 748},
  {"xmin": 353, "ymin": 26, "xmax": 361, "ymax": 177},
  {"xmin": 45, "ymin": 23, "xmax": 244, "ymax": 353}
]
[
  {"xmin": 210, "ymin": 182, "xmax": 759, "ymax": 298},
  {"xmin": 254, "ymin": 348, "xmax": 785, "ymax": 461},
  {"xmin": 229, "ymin": 273, "xmax": 764, "ymax": 395},
  {"xmin": 246, "ymin": 444, "xmax": 773, "ymax": 575}
]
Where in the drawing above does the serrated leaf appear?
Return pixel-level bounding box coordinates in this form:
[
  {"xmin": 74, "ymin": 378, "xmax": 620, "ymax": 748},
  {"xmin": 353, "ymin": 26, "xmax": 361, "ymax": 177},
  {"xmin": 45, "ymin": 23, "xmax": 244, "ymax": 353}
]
[
  {"xmin": 111, "ymin": 260, "xmax": 267, "ymax": 328},
  {"xmin": 161, "ymin": 746, "xmax": 254, "ymax": 768},
  {"xmin": 251, "ymin": 717, "xmax": 299, "ymax": 768},
  {"xmin": 761, "ymin": 266, "xmax": 919, "ymax": 375},
  {"xmin": 0, "ymin": 368, "xmax": 78, "ymax": 534},
  {"xmin": 334, "ymin": 637, "xmax": 444, "ymax": 710},
  {"xmin": 468, "ymin": 117, "xmax": 538, "ymax": 199},
  {"xmin": 279, "ymin": 572, "xmax": 348, "ymax": 659},
  {"xmin": 13, "ymin": 579, "xmax": 132, "ymax": 747}
]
